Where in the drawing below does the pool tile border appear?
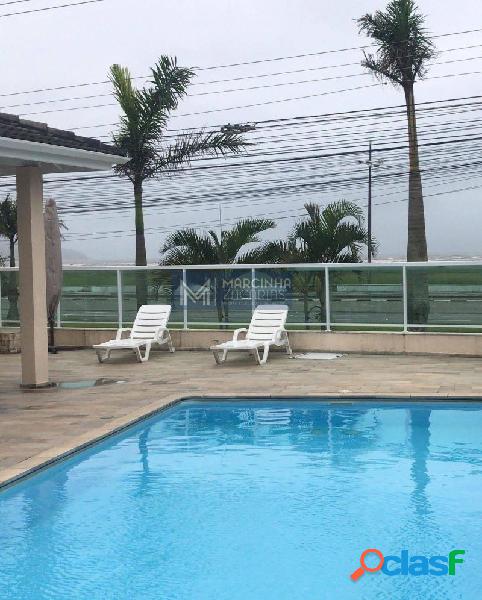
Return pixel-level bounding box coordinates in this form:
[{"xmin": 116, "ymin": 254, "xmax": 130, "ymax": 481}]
[{"xmin": 1, "ymin": 393, "xmax": 481, "ymax": 490}]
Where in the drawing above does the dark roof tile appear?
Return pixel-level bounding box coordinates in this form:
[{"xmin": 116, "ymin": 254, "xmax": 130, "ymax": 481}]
[{"xmin": 0, "ymin": 113, "xmax": 125, "ymax": 157}]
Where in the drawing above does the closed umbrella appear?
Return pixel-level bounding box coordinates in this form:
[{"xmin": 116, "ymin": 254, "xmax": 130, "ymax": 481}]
[{"xmin": 44, "ymin": 198, "xmax": 62, "ymax": 353}]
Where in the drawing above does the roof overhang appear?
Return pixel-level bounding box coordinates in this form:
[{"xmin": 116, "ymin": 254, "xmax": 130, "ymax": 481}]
[{"xmin": 0, "ymin": 136, "xmax": 128, "ymax": 176}]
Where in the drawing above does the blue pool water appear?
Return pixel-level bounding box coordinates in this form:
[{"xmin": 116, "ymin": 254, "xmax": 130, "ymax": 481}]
[{"xmin": 0, "ymin": 399, "xmax": 481, "ymax": 600}]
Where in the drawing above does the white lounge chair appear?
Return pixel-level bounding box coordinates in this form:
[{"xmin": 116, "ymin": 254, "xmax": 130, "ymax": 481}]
[
  {"xmin": 93, "ymin": 304, "xmax": 174, "ymax": 363},
  {"xmin": 210, "ymin": 304, "xmax": 292, "ymax": 365}
]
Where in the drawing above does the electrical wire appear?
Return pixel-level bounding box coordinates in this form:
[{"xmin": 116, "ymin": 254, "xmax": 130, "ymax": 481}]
[
  {"xmin": 2, "ymin": 27, "xmax": 482, "ymax": 97},
  {"xmin": 0, "ymin": 0, "xmax": 105, "ymax": 18}
]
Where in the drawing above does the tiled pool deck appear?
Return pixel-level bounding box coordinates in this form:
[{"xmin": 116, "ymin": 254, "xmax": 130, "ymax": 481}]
[{"xmin": 1, "ymin": 349, "xmax": 482, "ymax": 487}]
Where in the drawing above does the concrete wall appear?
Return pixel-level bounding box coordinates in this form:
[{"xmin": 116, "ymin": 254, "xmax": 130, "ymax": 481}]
[{"xmin": 37, "ymin": 327, "xmax": 482, "ymax": 357}]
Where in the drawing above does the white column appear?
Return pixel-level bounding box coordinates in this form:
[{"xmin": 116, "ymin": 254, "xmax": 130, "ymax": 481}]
[
  {"xmin": 16, "ymin": 166, "xmax": 49, "ymax": 387},
  {"xmin": 324, "ymin": 266, "xmax": 331, "ymax": 332},
  {"xmin": 116, "ymin": 269, "xmax": 123, "ymax": 329},
  {"xmin": 182, "ymin": 269, "xmax": 188, "ymax": 330}
]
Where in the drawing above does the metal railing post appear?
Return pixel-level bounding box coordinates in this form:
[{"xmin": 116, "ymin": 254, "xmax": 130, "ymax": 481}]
[
  {"xmin": 402, "ymin": 265, "xmax": 408, "ymax": 332},
  {"xmin": 117, "ymin": 270, "xmax": 123, "ymax": 329},
  {"xmin": 182, "ymin": 269, "xmax": 188, "ymax": 330},
  {"xmin": 324, "ymin": 266, "xmax": 331, "ymax": 332},
  {"xmin": 251, "ymin": 267, "xmax": 256, "ymax": 314}
]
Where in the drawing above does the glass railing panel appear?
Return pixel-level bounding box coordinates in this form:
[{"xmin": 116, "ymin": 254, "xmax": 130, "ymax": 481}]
[
  {"xmin": 0, "ymin": 270, "xmax": 20, "ymax": 327},
  {"xmin": 60, "ymin": 270, "xmax": 118, "ymax": 327},
  {"xmin": 328, "ymin": 266, "xmax": 404, "ymax": 327},
  {"xmin": 407, "ymin": 265, "xmax": 482, "ymax": 329},
  {"xmin": 3, "ymin": 264, "xmax": 482, "ymax": 333},
  {"xmin": 253, "ymin": 266, "xmax": 326, "ymax": 329},
  {"xmin": 120, "ymin": 269, "xmax": 183, "ymax": 328},
  {"xmin": 185, "ymin": 267, "xmax": 253, "ymax": 327}
]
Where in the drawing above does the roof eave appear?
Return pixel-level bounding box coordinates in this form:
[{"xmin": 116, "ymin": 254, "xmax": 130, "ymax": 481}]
[{"xmin": 0, "ymin": 135, "xmax": 128, "ymax": 175}]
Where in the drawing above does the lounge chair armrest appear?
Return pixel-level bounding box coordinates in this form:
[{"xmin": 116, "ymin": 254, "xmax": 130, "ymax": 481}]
[
  {"xmin": 233, "ymin": 328, "xmax": 248, "ymax": 341},
  {"xmin": 116, "ymin": 328, "xmax": 131, "ymax": 340}
]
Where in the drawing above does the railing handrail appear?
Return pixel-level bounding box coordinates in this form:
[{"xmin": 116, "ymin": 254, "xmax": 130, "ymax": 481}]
[{"xmin": 2, "ymin": 260, "xmax": 482, "ymax": 272}]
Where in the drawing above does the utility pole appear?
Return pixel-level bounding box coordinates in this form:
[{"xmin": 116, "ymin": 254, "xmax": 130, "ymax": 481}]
[
  {"xmin": 219, "ymin": 203, "xmax": 223, "ymax": 237},
  {"xmin": 359, "ymin": 142, "xmax": 383, "ymax": 263}
]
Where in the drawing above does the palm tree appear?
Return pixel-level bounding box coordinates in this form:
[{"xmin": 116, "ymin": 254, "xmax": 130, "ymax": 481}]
[
  {"xmin": 161, "ymin": 218, "xmax": 275, "ymax": 322},
  {"xmin": 250, "ymin": 201, "xmax": 370, "ymax": 264},
  {"xmin": 110, "ymin": 56, "xmax": 247, "ymax": 307},
  {"xmin": 0, "ymin": 194, "xmax": 19, "ymax": 321},
  {"xmin": 249, "ymin": 201, "xmax": 371, "ymax": 326},
  {"xmin": 358, "ymin": 0, "xmax": 435, "ymax": 326},
  {"xmin": 358, "ymin": 0, "xmax": 435, "ymax": 263}
]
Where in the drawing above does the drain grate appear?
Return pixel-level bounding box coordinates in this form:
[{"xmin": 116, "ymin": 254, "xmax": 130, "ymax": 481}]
[{"xmin": 55, "ymin": 378, "xmax": 127, "ymax": 390}]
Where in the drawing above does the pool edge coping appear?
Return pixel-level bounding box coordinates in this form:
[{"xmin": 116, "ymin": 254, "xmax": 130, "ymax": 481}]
[{"xmin": 1, "ymin": 393, "xmax": 482, "ymax": 490}]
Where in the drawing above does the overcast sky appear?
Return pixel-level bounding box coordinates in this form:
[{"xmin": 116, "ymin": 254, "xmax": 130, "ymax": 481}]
[{"xmin": 0, "ymin": 0, "xmax": 481, "ymax": 263}]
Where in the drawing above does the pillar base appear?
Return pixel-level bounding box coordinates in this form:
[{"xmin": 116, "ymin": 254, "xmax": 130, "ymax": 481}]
[{"xmin": 20, "ymin": 381, "xmax": 56, "ymax": 390}]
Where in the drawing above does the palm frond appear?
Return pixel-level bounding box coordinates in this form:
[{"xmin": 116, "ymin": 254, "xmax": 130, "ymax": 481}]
[
  {"xmin": 358, "ymin": 0, "xmax": 436, "ymax": 86},
  {"xmin": 239, "ymin": 239, "xmax": 304, "ymax": 264},
  {"xmin": 221, "ymin": 218, "xmax": 275, "ymax": 262},
  {"xmin": 0, "ymin": 194, "xmax": 17, "ymax": 241},
  {"xmin": 156, "ymin": 130, "xmax": 247, "ymax": 172},
  {"xmin": 161, "ymin": 218, "xmax": 275, "ymax": 266},
  {"xmin": 109, "ymin": 64, "xmax": 139, "ymax": 124},
  {"xmin": 268, "ymin": 200, "xmax": 371, "ymax": 263},
  {"xmin": 110, "ymin": 56, "xmax": 196, "ymax": 181},
  {"xmin": 149, "ymin": 56, "xmax": 194, "ymax": 112},
  {"xmin": 161, "ymin": 228, "xmax": 217, "ymax": 265}
]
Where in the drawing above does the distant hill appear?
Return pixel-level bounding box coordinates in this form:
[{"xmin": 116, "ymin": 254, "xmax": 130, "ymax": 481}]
[{"xmin": 62, "ymin": 247, "xmax": 91, "ymax": 265}]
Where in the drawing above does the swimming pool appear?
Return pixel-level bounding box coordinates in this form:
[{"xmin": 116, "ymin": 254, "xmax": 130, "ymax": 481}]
[{"xmin": 0, "ymin": 399, "xmax": 481, "ymax": 599}]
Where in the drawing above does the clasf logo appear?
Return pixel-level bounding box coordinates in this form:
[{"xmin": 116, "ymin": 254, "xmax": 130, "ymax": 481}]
[{"xmin": 350, "ymin": 548, "xmax": 465, "ymax": 581}]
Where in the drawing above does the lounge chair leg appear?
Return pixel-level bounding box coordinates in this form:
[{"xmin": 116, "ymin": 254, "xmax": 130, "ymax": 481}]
[
  {"xmin": 285, "ymin": 337, "xmax": 293, "ymax": 357},
  {"xmin": 253, "ymin": 347, "xmax": 262, "ymax": 365},
  {"xmin": 96, "ymin": 349, "xmax": 110, "ymax": 363},
  {"xmin": 139, "ymin": 343, "xmax": 151, "ymax": 363},
  {"xmin": 259, "ymin": 344, "xmax": 270, "ymax": 365},
  {"xmin": 135, "ymin": 345, "xmax": 150, "ymax": 363},
  {"xmin": 213, "ymin": 348, "xmax": 228, "ymax": 365},
  {"xmin": 166, "ymin": 331, "xmax": 175, "ymax": 353}
]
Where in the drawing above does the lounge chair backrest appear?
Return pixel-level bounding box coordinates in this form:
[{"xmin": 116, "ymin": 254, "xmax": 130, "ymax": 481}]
[
  {"xmin": 246, "ymin": 304, "xmax": 289, "ymax": 342},
  {"xmin": 130, "ymin": 305, "xmax": 171, "ymax": 340}
]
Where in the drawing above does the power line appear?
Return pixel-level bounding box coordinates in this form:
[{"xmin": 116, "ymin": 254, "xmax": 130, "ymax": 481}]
[
  {"xmin": 71, "ymin": 93, "xmax": 482, "ymax": 133},
  {"xmin": 63, "ymin": 179, "xmax": 482, "ymax": 242},
  {"xmin": 18, "ymin": 82, "xmax": 385, "ymax": 117},
  {"xmin": 16, "ymin": 70, "xmax": 482, "ymax": 118},
  {"xmin": 4, "ymin": 51, "xmax": 482, "ymax": 112},
  {"xmin": 2, "ymin": 116, "xmax": 480, "ymax": 196},
  {"xmin": 0, "ymin": 0, "xmax": 105, "ymax": 18},
  {"xmin": 0, "ymin": 0, "xmax": 40, "ymax": 6},
  {"xmin": 1, "ymin": 109, "xmax": 478, "ymax": 192},
  {"xmin": 56, "ymin": 158, "xmax": 482, "ymax": 217},
  {"xmin": 27, "ymin": 149, "xmax": 482, "ymax": 212},
  {"xmin": 2, "ymin": 27, "xmax": 482, "ymax": 97}
]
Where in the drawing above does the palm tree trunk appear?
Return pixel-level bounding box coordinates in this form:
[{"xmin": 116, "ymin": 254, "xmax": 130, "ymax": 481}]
[
  {"xmin": 214, "ymin": 274, "xmax": 224, "ymax": 325},
  {"xmin": 8, "ymin": 239, "xmax": 14, "ymax": 268},
  {"xmin": 7, "ymin": 237, "xmax": 19, "ymax": 322},
  {"xmin": 303, "ymin": 293, "xmax": 309, "ymax": 330},
  {"xmin": 404, "ymin": 84, "xmax": 429, "ymax": 327},
  {"xmin": 404, "ymin": 84, "xmax": 428, "ymax": 262},
  {"xmin": 134, "ymin": 179, "xmax": 148, "ymax": 308}
]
